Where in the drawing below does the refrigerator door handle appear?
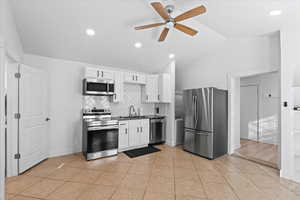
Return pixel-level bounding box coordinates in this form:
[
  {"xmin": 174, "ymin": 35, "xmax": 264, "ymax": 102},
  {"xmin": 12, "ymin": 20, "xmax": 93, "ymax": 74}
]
[
  {"xmin": 192, "ymin": 95, "xmax": 195, "ymax": 126},
  {"xmin": 195, "ymin": 95, "xmax": 198, "ymax": 127}
]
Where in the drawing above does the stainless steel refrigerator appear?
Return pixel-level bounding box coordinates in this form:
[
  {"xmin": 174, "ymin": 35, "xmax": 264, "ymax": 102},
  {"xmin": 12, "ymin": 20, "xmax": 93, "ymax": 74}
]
[{"xmin": 183, "ymin": 87, "xmax": 228, "ymax": 159}]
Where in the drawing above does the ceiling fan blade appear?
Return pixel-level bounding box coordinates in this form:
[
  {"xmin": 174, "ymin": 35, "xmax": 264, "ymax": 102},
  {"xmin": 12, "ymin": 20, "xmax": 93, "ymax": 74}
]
[
  {"xmin": 174, "ymin": 5, "xmax": 206, "ymax": 22},
  {"xmin": 135, "ymin": 23, "xmax": 166, "ymax": 30},
  {"xmin": 174, "ymin": 23, "xmax": 198, "ymax": 36},
  {"xmin": 151, "ymin": 2, "xmax": 170, "ymax": 21},
  {"xmin": 159, "ymin": 28, "xmax": 169, "ymax": 42}
]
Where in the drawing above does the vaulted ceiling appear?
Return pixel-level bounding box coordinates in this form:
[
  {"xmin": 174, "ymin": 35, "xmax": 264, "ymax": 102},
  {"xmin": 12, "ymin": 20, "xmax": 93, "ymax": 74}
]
[{"xmin": 11, "ymin": 0, "xmax": 300, "ymax": 72}]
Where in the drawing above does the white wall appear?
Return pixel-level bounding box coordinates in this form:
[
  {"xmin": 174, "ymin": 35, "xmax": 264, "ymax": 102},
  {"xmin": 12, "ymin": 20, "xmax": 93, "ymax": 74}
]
[
  {"xmin": 2, "ymin": 0, "xmax": 23, "ymax": 61},
  {"xmin": 176, "ymin": 35, "xmax": 280, "ymax": 91},
  {"xmin": 0, "ymin": 0, "xmax": 23, "ymax": 197},
  {"xmin": 240, "ymin": 72, "xmax": 280, "ymax": 145},
  {"xmin": 23, "ymin": 54, "xmax": 161, "ymax": 157}
]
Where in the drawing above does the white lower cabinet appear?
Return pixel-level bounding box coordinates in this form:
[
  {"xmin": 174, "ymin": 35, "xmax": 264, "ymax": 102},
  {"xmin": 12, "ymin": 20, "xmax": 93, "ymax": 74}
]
[
  {"xmin": 140, "ymin": 119, "xmax": 150, "ymax": 145},
  {"xmin": 118, "ymin": 119, "xmax": 149, "ymax": 152},
  {"xmin": 118, "ymin": 121, "xmax": 129, "ymax": 150},
  {"xmin": 129, "ymin": 120, "xmax": 140, "ymax": 147}
]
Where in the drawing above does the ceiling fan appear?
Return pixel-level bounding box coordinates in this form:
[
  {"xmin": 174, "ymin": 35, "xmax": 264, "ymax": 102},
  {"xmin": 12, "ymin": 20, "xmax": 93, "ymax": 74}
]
[{"xmin": 134, "ymin": 2, "xmax": 206, "ymax": 42}]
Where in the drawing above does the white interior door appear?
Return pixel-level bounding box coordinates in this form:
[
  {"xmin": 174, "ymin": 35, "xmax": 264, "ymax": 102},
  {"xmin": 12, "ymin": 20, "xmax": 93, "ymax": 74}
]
[
  {"xmin": 19, "ymin": 64, "xmax": 48, "ymax": 173},
  {"xmin": 240, "ymin": 85, "xmax": 259, "ymax": 141}
]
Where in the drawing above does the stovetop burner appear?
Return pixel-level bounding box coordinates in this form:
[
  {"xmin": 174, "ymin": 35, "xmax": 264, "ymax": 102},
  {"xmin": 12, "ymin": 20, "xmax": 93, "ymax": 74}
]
[{"xmin": 82, "ymin": 108, "xmax": 117, "ymax": 125}]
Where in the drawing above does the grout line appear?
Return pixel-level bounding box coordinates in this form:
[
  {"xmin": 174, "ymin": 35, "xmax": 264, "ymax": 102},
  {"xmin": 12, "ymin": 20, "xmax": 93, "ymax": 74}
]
[
  {"xmin": 57, "ymin": 163, "xmax": 65, "ymax": 169},
  {"xmin": 191, "ymin": 157, "xmax": 209, "ymax": 200},
  {"xmin": 173, "ymin": 153, "xmax": 177, "ymax": 200},
  {"xmin": 219, "ymin": 164, "xmax": 242, "ymax": 200}
]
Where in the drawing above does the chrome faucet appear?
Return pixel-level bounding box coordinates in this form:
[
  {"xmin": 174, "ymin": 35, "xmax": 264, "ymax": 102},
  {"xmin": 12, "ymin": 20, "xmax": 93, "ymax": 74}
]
[{"xmin": 129, "ymin": 105, "xmax": 136, "ymax": 117}]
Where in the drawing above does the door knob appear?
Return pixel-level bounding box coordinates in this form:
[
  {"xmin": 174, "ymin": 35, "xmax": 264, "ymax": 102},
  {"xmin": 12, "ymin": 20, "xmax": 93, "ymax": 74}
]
[{"xmin": 46, "ymin": 118, "xmax": 50, "ymax": 121}]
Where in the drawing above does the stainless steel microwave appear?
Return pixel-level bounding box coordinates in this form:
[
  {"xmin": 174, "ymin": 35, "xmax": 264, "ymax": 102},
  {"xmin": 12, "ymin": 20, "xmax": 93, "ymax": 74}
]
[{"xmin": 83, "ymin": 78, "xmax": 114, "ymax": 96}]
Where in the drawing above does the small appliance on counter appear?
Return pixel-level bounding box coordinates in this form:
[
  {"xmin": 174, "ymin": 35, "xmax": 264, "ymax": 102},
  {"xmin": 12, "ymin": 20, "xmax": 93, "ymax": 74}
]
[
  {"xmin": 149, "ymin": 115, "xmax": 166, "ymax": 145},
  {"xmin": 82, "ymin": 108, "xmax": 119, "ymax": 160}
]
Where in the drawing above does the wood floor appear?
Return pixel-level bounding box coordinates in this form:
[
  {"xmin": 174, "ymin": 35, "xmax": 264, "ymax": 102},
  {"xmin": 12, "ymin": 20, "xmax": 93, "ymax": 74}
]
[
  {"xmin": 6, "ymin": 145, "xmax": 300, "ymax": 200},
  {"xmin": 235, "ymin": 139, "xmax": 278, "ymax": 168}
]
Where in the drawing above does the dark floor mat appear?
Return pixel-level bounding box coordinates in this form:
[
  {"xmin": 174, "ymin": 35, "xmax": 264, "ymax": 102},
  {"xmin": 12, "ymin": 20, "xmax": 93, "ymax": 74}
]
[{"xmin": 124, "ymin": 145, "xmax": 161, "ymax": 158}]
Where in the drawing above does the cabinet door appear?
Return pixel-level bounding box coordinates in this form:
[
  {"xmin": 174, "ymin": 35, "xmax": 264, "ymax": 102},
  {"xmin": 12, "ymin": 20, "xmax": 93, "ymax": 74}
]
[
  {"xmin": 85, "ymin": 67, "xmax": 98, "ymax": 78},
  {"xmin": 140, "ymin": 119, "xmax": 150, "ymax": 145},
  {"xmin": 98, "ymin": 69, "xmax": 114, "ymax": 80},
  {"xmin": 118, "ymin": 121, "xmax": 129, "ymax": 150},
  {"xmin": 113, "ymin": 72, "xmax": 124, "ymax": 103},
  {"xmin": 129, "ymin": 120, "xmax": 140, "ymax": 147},
  {"xmin": 158, "ymin": 73, "xmax": 171, "ymax": 103},
  {"xmin": 124, "ymin": 72, "xmax": 136, "ymax": 83},
  {"xmin": 144, "ymin": 75, "xmax": 159, "ymax": 103},
  {"xmin": 136, "ymin": 74, "xmax": 146, "ymax": 84}
]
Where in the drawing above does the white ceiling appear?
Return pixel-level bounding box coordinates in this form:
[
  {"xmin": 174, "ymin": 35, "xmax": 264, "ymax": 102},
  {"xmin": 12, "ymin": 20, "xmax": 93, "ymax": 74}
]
[{"xmin": 11, "ymin": 0, "xmax": 300, "ymax": 72}]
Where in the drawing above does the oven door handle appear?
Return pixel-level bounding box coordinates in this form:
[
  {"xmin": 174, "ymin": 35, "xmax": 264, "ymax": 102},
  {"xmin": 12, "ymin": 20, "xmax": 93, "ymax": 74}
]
[{"xmin": 88, "ymin": 125, "xmax": 119, "ymax": 131}]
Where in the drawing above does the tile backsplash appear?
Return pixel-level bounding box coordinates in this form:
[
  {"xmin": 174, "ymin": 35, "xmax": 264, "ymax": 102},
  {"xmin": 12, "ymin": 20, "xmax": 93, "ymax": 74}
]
[{"xmin": 83, "ymin": 84, "xmax": 155, "ymax": 116}]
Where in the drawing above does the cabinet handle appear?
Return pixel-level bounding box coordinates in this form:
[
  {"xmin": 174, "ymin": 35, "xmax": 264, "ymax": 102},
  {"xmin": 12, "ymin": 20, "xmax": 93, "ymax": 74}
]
[
  {"xmin": 137, "ymin": 127, "xmax": 139, "ymax": 132},
  {"xmin": 101, "ymin": 71, "xmax": 104, "ymax": 77},
  {"xmin": 146, "ymin": 95, "xmax": 148, "ymax": 100},
  {"xmin": 125, "ymin": 128, "xmax": 128, "ymax": 134},
  {"xmin": 97, "ymin": 71, "xmax": 100, "ymax": 77},
  {"xmin": 140, "ymin": 127, "xmax": 143, "ymax": 132},
  {"xmin": 114, "ymin": 94, "xmax": 117, "ymax": 100},
  {"xmin": 132, "ymin": 75, "xmax": 134, "ymax": 81},
  {"xmin": 158, "ymin": 95, "xmax": 160, "ymax": 101},
  {"xmin": 136, "ymin": 76, "xmax": 138, "ymax": 81}
]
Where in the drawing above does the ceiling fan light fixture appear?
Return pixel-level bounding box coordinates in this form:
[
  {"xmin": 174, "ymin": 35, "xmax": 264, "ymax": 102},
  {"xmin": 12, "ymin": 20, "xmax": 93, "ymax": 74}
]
[
  {"xmin": 166, "ymin": 21, "xmax": 174, "ymax": 29},
  {"xmin": 134, "ymin": 2, "xmax": 206, "ymax": 42},
  {"xmin": 269, "ymin": 10, "xmax": 282, "ymax": 16}
]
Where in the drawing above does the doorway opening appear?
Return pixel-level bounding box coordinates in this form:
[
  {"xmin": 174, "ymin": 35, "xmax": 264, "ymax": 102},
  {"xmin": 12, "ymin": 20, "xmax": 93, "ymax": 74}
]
[{"xmin": 234, "ymin": 72, "xmax": 280, "ymax": 168}]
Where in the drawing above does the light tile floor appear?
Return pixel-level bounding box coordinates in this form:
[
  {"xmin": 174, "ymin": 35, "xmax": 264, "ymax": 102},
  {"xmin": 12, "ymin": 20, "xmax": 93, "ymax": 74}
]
[
  {"xmin": 5, "ymin": 145, "xmax": 300, "ymax": 200},
  {"xmin": 235, "ymin": 139, "xmax": 278, "ymax": 168}
]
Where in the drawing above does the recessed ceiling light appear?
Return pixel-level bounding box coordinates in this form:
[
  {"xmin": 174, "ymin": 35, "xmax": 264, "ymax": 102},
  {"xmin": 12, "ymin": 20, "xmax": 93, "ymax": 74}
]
[
  {"xmin": 269, "ymin": 10, "xmax": 282, "ymax": 16},
  {"xmin": 135, "ymin": 42, "xmax": 142, "ymax": 48},
  {"xmin": 86, "ymin": 29, "xmax": 96, "ymax": 36},
  {"xmin": 169, "ymin": 53, "xmax": 175, "ymax": 59}
]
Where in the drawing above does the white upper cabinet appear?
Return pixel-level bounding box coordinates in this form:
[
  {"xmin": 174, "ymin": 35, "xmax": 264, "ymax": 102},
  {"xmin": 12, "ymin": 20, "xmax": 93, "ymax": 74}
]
[
  {"xmin": 158, "ymin": 73, "xmax": 172, "ymax": 103},
  {"xmin": 85, "ymin": 67, "xmax": 98, "ymax": 79},
  {"xmin": 100, "ymin": 69, "xmax": 114, "ymax": 80},
  {"xmin": 143, "ymin": 75, "xmax": 159, "ymax": 103},
  {"xmin": 85, "ymin": 67, "xmax": 114, "ymax": 80},
  {"xmin": 113, "ymin": 72, "xmax": 124, "ymax": 103},
  {"xmin": 124, "ymin": 72, "xmax": 146, "ymax": 84},
  {"xmin": 142, "ymin": 73, "xmax": 171, "ymax": 103}
]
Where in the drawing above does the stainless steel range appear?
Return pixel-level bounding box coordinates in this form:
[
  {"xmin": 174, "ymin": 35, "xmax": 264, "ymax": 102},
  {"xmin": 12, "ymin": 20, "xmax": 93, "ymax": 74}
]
[{"xmin": 82, "ymin": 109, "xmax": 119, "ymax": 160}]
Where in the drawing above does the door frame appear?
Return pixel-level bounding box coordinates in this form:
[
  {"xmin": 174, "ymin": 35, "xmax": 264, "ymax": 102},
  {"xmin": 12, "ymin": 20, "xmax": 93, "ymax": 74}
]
[
  {"xmin": 0, "ymin": 41, "xmax": 22, "ymax": 199},
  {"xmin": 5, "ymin": 57, "xmax": 19, "ymax": 177},
  {"xmin": 0, "ymin": 42, "xmax": 6, "ymax": 200},
  {"xmin": 227, "ymin": 68, "xmax": 279, "ymax": 155},
  {"xmin": 240, "ymin": 84, "xmax": 260, "ymax": 142}
]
